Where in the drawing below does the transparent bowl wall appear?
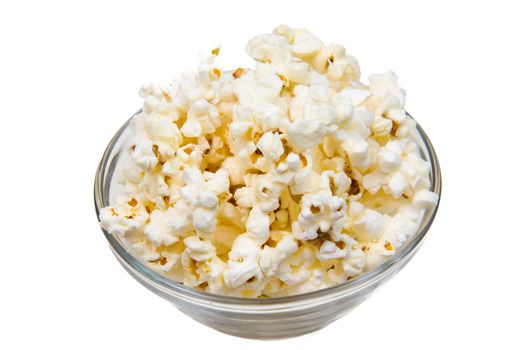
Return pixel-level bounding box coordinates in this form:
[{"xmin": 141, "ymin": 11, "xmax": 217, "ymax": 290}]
[{"xmin": 94, "ymin": 111, "xmax": 441, "ymax": 339}]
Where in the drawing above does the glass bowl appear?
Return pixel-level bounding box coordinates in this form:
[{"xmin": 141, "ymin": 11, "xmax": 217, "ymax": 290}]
[{"xmin": 94, "ymin": 110, "xmax": 441, "ymax": 339}]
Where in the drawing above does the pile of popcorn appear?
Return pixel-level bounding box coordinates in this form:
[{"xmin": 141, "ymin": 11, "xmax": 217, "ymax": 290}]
[{"xmin": 99, "ymin": 26, "xmax": 438, "ymax": 297}]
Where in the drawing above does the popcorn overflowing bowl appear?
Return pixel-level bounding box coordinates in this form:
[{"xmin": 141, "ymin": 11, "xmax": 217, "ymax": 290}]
[{"xmin": 94, "ymin": 26, "xmax": 441, "ymax": 339}]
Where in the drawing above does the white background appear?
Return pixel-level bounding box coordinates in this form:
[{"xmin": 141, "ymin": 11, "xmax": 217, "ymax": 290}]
[{"xmin": 1, "ymin": 1, "xmax": 523, "ymax": 349}]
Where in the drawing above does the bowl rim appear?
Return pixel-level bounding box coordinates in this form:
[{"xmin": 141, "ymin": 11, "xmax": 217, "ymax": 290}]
[{"xmin": 94, "ymin": 110, "xmax": 441, "ymax": 307}]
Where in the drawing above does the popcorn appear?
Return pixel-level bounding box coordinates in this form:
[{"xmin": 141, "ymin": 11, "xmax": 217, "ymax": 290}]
[
  {"xmin": 129, "ymin": 238, "xmax": 161, "ymax": 264},
  {"xmin": 367, "ymin": 71, "xmax": 406, "ymax": 113},
  {"xmin": 145, "ymin": 110, "xmax": 180, "ymax": 138},
  {"xmin": 210, "ymin": 225, "xmax": 241, "ymax": 255},
  {"xmin": 245, "ymin": 205, "xmax": 271, "ymax": 245},
  {"xmin": 344, "ymin": 139, "xmax": 372, "ymax": 170},
  {"xmin": 99, "ymin": 196, "xmax": 148, "ymax": 237},
  {"xmin": 317, "ymin": 240, "xmax": 346, "ymax": 261},
  {"xmin": 292, "ymin": 192, "xmax": 347, "ymax": 241},
  {"xmin": 388, "ymin": 172, "xmax": 409, "ymax": 198},
  {"xmin": 285, "ymin": 268, "xmax": 329, "ymax": 295},
  {"xmin": 144, "ymin": 207, "xmax": 182, "ymax": 246},
  {"xmin": 167, "ymin": 167, "xmax": 230, "ymax": 238},
  {"xmin": 287, "ymin": 120, "xmax": 326, "ymax": 151},
  {"xmin": 233, "ymin": 186, "xmax": 256, "ymax": 208},
  {"xmin": 290, "ymin": 29, "xmax": 323, "ymax": 58},
  {"xmin": 99, "ymin": 205, "xmax": 148, "ymax": 237},
  {"xmin": 381, "ymin": 206, "xmax": 421, "ymax": 248},
  {"xmin": 378, "ymin": 148, "xmax": 401, "ymax": 173},
  {"xmin": 181, "ymin": 99, "xmax": 221, "ymax": 137},
  {"xmin": 100, "ymin": 25, "xmax": 438, "ymax": 297},
  {"xmin": 412, "ymin": 189, "xmax": 439, "ymax": 209},
  {"xmin": 326, "ymin": 55, "xmax": 360, "ymax": 90},
  {"xmin": 202, "ymin": 257, "xmax": 229, "ymax": 294},
  {"xmin": 256, "ymin": 131, "xmax": 284, "ymax": 161},
  {"xmin": 223, "ymin": 234, "xmax": 263, "ymax": 289},
  {"xmin": 363, "ymin": 139, "xmax": 430, "ymax": 198},
  {"xmin": 259, "ymin": 234, "xmax": 298, "ymax": 276},
  {"xmin": 248, "ymin": 174, "xmax": 283, "ymax": 212},
  {"xmin": 153, "ymin": 243, "xmax": 185, "ymax": 274},
  {"xmin": 341, "ymin": 248, "xmax": 366, "ymax": 277},
  {"xmin": 373, "ymin": 115, "xmax": 393, "ymax": 136},
  {"xmin": 346, "ymin": 202, "xmax": 386, "ymax": 241},
  {"xmin": 276, "ymin": 245, "xmax": 315, "ymax": 287},
  {"xmin": 129, "ymin": 139, "xmax": 159, "ymax": 171},
  {"xmin": 182, "ymin": 236, "xmax": 216, "ymax": 262},
  {"xmin": 221, "ymin": 156, "xmax": 250, "ymax": 186}
]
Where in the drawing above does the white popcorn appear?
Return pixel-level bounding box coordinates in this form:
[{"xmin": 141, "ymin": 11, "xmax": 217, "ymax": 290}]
[
  {"xmin": 381, "ymin": 208, "xmax": 420, "ymax": 249},
  {"xmin": 254, "ymin": 103, "xmax": 290, "ymax": 132},
  {"xmin": 256, "ymin": 131, "xmax": 284, "ymax": 161},
  {"xmin": 176, "ymin": 144, "xmax": 203, "ymax": 166},
  {"xmin": 275, "ymin": 245, "xmax": 315, "ymax": 287},
  {"xmin": 145, "ymin": 114, "xmax": 183, "ymax": 149},
  {"xmin": 271, "ymin": 151, "xmax": 314, "ymax": 190},
  {"xmin": 246, "ymin": 32, "xmax": 289, "ymax": 65},
  {"xmin": 342, "ymin": 248, "xmax": 366, "ymax": 277},
  {"xmin": 361, "ymin": 170, "xmax": 385, "ymax": 194},
  {"xmin": 367, "ymin": 71, "xmax": 406, "ymax": 112},
  {"xmin": 285, "ymin": 268, "xmax": 329, "ymax": 295},
  {"xmin": 320, "ymin": 235, "xmax": 365, "ymax": 282},
  {"xmin": 317, "ymin": 240, "xmax": 346, "ymax": 261},
  {"xmin": 287, "ymin": 120, "xmax": 326, "ymax": 151},
  {"xmin": 118, "ymin": 162, "xmax": 144, "ymax": 187},
  {"xmin": 99, "ymin": 205, "xmax": 147, "ymax": 237},
  {"xmin": 182, "ymin": 236, "xmax": 216, "ymax": 262},
  {"xmin": 353, "ymin": 209, "xmax": 385, "ymax": 241},
  {"xmin": 347, "ymin": 202, "xmax": 386, "ymax": 241},
  {"xmin": 144, "ymin": 207, "xmax": 181, "ymax": 246},
  {"xmin": 129, "ymin": 238, "xmax": 161, "ymax": 264},
  {"xmin": 202, "ymin": 257, "xmax": 229, "ymax": 294},
  {"xmin": 231, "ymin": 69, "xmax": 282, "ymax": 110},
  {"xmin": 292, "ymin": 192, "xmax": 347, "ymax": 241},
  {"xmin": 181, "ymin": 255, "xmax": 208, "ymax": 287},
  {"xmin": 245, "ymin": 205, "xmax": 271, "ymax": 245},
  {"xmin": 373, "ymin": 115, "xmax": 393, "ymax": 136},
  {"xmin": 129, "ymin": 139, "xmax": 159, "ymax": 171},
  {"xmin": 287, "ymin": 76, "xmax": 352, "ymax": 150},
  {"xmin": 290, "ymin": 29, "xmax": 323, "ymax": 58},
  {"xmin": 210, "ymin": 224, "xmax": 242, "ymax": 255},
  {"xmin": 259, "ymin": 234, "xmax": 298, "ymax": 276},
  {"xmin": 343, "ymin": 138, "xmax": 372, "ymax": 170},
  {"xmin": 250, "ymin": 175, "xmax": 283, "ymax": 212},
  {"xmin": 100, "ymin": 25, "xmax": 438, "ymax": 298},
  {"xmin": 246, "ymin": 27, "xmax": 313, "ymax": 85},
  {"xmin": 233, "ymin": 186, "xmax": 256, "ymax": 208},
  {"xmin": 388, "ymin": 172, "xmax": 409, "ymax": 198},
  {"xmin": 221, "ymin": 156, "xmax": 251, "ymax": 186},
  {"xmin": 330, "ymin": 55, "xmax": 360, "ymax": 85},
  {"xmin": 176, "ymin": 167, "xmax": 230, "ymax": 237},
  {"xmin": 343, "ymin": 87, "xmax": 372, "ymax": 107},
  {"xmin": 363, "ymin": 139, "xmax": 431, "ymax": 198},
  {"xmin": 223, "ymin": 234, "xmax": 263, "ymax": 289},
  {"xmin": 99, "ymin": 195, "xmax": 149, "ymax": 237},
  {"xmin": 279, "ymin": 263, "xmax": 311, "ymax": 286},
  {"xmin": 181, "ymin": 98, "xmax": 221, "ymax": 137},
  {"xmin": 168, "ymin": 199, "xmax": 193, "ymax": 234},
  {"xmin": 378, "ymin": 148, "xmax": 401, "ymax": 173},
  {"xmin": 412, "ymin": 189, "xmax": 439, "ymax": 209},
  {"xmin": 388, "ymin": 108, "xmax": 407, "ymax": 123}
]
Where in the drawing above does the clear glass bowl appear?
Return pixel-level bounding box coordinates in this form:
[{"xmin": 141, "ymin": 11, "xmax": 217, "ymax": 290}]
[{"xmin": 94, "ymin": 111, "xmax": 441, "ymax": 339}]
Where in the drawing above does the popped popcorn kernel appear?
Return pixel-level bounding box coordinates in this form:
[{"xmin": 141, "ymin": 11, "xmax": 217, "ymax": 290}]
[{"xmin": 100, "ymin": 25, "xmax": 438, "ymax": 297}]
